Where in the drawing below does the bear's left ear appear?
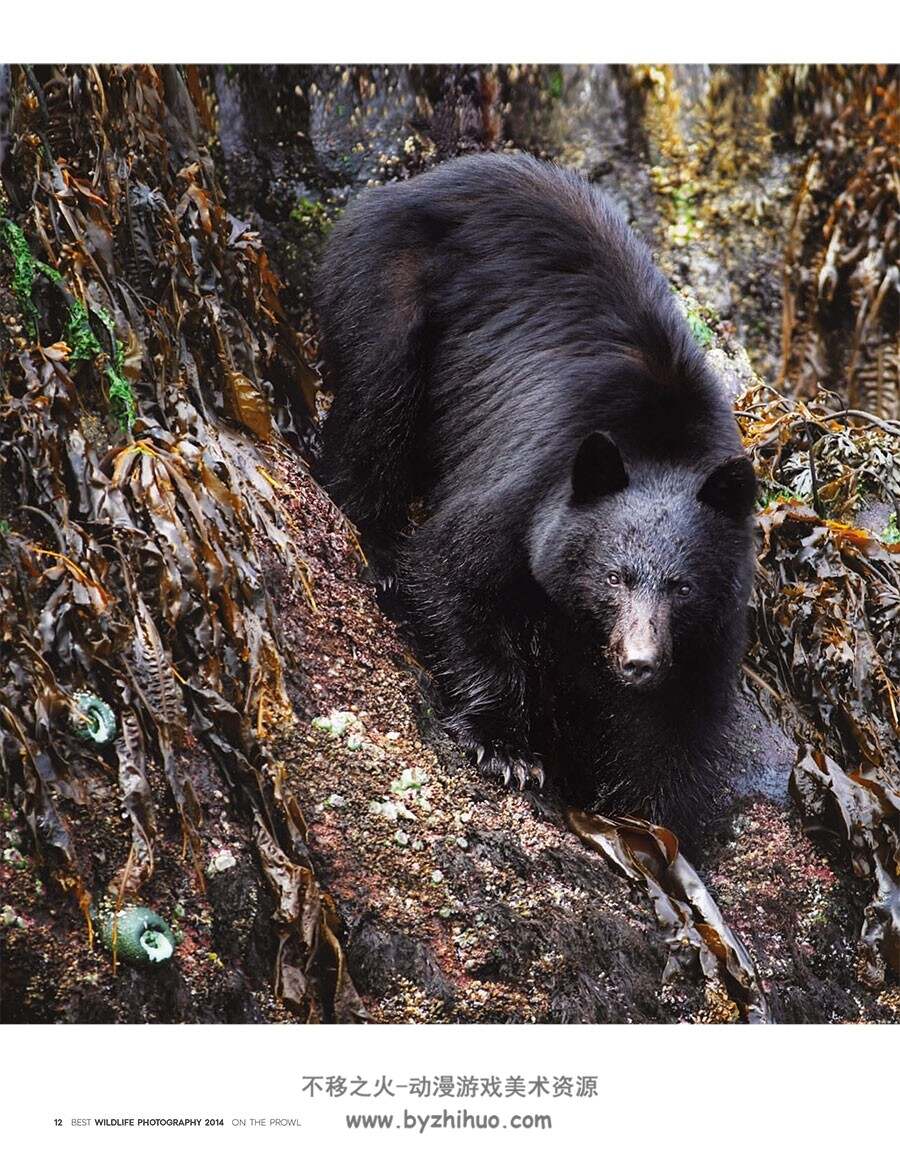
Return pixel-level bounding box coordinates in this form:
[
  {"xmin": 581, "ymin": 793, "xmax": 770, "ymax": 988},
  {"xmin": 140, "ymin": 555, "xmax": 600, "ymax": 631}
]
[
  {"xmin": 571, "ymin": 431, "xmax": 629, "ymax": 504},
  {"xmin": 698, "ymin": 455, "xmax": 757, "ymax": 519}
]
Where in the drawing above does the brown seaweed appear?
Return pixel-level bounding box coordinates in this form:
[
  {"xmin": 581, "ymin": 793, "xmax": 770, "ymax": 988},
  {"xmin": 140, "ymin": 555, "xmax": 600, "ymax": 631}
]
[
  {"xmin": 0, "ymin": 65, "xmax": 351, "ymax": 1020},
  {"xmin": 740, "ymin": 385, "xmax": 900, "ymax": 984}
]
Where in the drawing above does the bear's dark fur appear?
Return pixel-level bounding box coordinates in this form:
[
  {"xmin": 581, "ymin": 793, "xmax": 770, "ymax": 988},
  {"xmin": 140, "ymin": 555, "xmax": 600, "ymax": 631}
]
[{"xmin": 316, "ymin": 152, "xmax": 756, "ymax": 829}]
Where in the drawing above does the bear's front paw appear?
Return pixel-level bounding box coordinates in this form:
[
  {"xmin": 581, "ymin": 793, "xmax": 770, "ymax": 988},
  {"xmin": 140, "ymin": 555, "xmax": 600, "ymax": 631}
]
[
  {"xmin": 445, "ymin": 718, "xmax": 544, "ymax": 790},
  {"xmin": 483, "ymin": 746, "xmax": 545, "ymax": 792},
  {"xmin": 372, "ymin": 567, "xmax": 399, "ymax": 596}
]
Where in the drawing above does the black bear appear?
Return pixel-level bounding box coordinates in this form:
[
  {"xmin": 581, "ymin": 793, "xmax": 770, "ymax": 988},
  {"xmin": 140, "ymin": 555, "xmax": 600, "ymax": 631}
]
[{"xmin": 316, "ymin": 152, "xmax": 756, "ymax": 829}]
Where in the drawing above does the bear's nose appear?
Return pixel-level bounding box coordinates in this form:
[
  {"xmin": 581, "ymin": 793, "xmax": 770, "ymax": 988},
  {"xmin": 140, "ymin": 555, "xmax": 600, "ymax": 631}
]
[{"xmin": 621, "ymin": 656, "xmax": 656, "ymax": 684}]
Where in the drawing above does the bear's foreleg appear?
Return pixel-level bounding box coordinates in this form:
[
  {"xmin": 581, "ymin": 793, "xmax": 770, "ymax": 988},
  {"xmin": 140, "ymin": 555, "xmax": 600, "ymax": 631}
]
[{"xmin": 401, "ymin": 515, "xmax": 545, "ymax": 790}]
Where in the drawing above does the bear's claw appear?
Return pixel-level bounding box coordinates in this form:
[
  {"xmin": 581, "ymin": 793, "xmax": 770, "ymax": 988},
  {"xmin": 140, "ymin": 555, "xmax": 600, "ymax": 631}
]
[
  {"xmin": 374, "ymin": 569, "xmax": 399, "ymax": 596},
  {"xmin": 489, "ymin": 749, "xmax": 544, "ymax": 792},
  {"xmin": 444, "ymin": 719, "xmax": 544, "ymax": 791},
  {"xmin": 529, "ymin": 757, "xmax": 546, "ymax": 789}
]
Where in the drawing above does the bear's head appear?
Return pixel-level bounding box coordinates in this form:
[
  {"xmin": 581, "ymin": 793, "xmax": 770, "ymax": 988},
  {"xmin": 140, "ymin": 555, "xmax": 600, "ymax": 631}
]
[{"xmin": 529, "ymin": 431, "xmax": 757, "ymax": 692}]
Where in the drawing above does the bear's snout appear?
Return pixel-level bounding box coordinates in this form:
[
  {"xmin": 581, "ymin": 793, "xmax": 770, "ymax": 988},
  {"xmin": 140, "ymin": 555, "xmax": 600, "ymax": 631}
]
[
  {"xmin": 611, "ymin": 597, "xmax": 671, "ymax": 689},
  {"xmin": 621, "ymin": 647, "xmax": 657, "ymax": 685}
]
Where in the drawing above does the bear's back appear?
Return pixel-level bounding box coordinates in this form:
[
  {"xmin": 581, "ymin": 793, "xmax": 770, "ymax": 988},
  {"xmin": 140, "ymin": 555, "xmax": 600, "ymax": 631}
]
[
  {"xmin": 318, "ymin": 152, "xmax": 742, "ymax": 509},
  {"xmin": 378, "ymin": 154, "xmax": 740, "ymax": 495}
]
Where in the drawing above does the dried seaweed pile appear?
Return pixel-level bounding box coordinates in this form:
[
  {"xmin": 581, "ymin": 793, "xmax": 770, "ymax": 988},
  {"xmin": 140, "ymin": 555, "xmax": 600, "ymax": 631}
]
[
  {"xmin": 0, "ymin": 65, "xmax": 359, "ymax": 1019},
  {"xmin": 778, "ymin": 66, "xmax": 898, "ymax": 417},
  {"xmin": 740, "ymin": 387, "xmax": 900, "ymax": 985}
]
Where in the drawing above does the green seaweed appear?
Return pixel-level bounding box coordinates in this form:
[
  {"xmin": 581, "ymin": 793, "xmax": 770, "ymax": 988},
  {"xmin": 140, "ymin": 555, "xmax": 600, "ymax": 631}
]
[
  {"xmin": 1, "ymin": 220, "xmax": 135, "ymax": 429},
  {"xmin": 95, "ymin": 306, "xmax": 137, "ymax": 432},
  {"xmin": 63, "ymin": 298, "xmax": 104, "ymax": 363},
  {"xmin": 686, "ymin": 310, "xmax": 714, "ymax": 347},
  {"xmin": 1, "ymin": 218, "xmax": 39, "ymax": 333},
  {"xmin": 758, "ymin": 485, "xmax": 804, "ymax": 509},
  {"xmin": 35, "ymin": 259, "xmax": 62, "ymax": 285},
  {"xmin": 675, "ymin": 288, "xmax": 716, "ymax": 348},
  {"xmin": 290, "ymin": 196, "xmax": 333, "ymax": 235},
  {"xmin": 107, "ymin": 372, "xmax": 137, "ymax": 432}
]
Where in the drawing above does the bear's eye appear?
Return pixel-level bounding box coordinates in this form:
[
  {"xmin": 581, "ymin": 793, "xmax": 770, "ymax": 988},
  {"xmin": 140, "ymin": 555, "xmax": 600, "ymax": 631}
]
[
  {"xmin": 606, "ymin": 571, "xmax": 621, "ymax": 587},
  {"xmin": 674, "ymin": 581, "xmax": 691, "ymax": 597}
]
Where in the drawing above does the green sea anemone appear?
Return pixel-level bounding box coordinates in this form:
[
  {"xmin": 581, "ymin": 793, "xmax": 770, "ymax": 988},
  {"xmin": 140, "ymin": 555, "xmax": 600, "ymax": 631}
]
[
  {"xmin": 70, "ymin": 692, "xmax": 117, "ymax": 745},
  {"xmin": 97, "ymin": 906, "xmax": 176, "ymax": 966}
]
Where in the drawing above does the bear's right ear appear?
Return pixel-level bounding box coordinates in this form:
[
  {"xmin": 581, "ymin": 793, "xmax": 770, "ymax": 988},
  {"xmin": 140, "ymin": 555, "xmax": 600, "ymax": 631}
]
[
  {"xmin": 571, "ymin": 432, "xmax": 629, "ymax": 504},
  {"xmin": 698, "ymin": 455, "xmax": 757, "ymax": 519}
]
